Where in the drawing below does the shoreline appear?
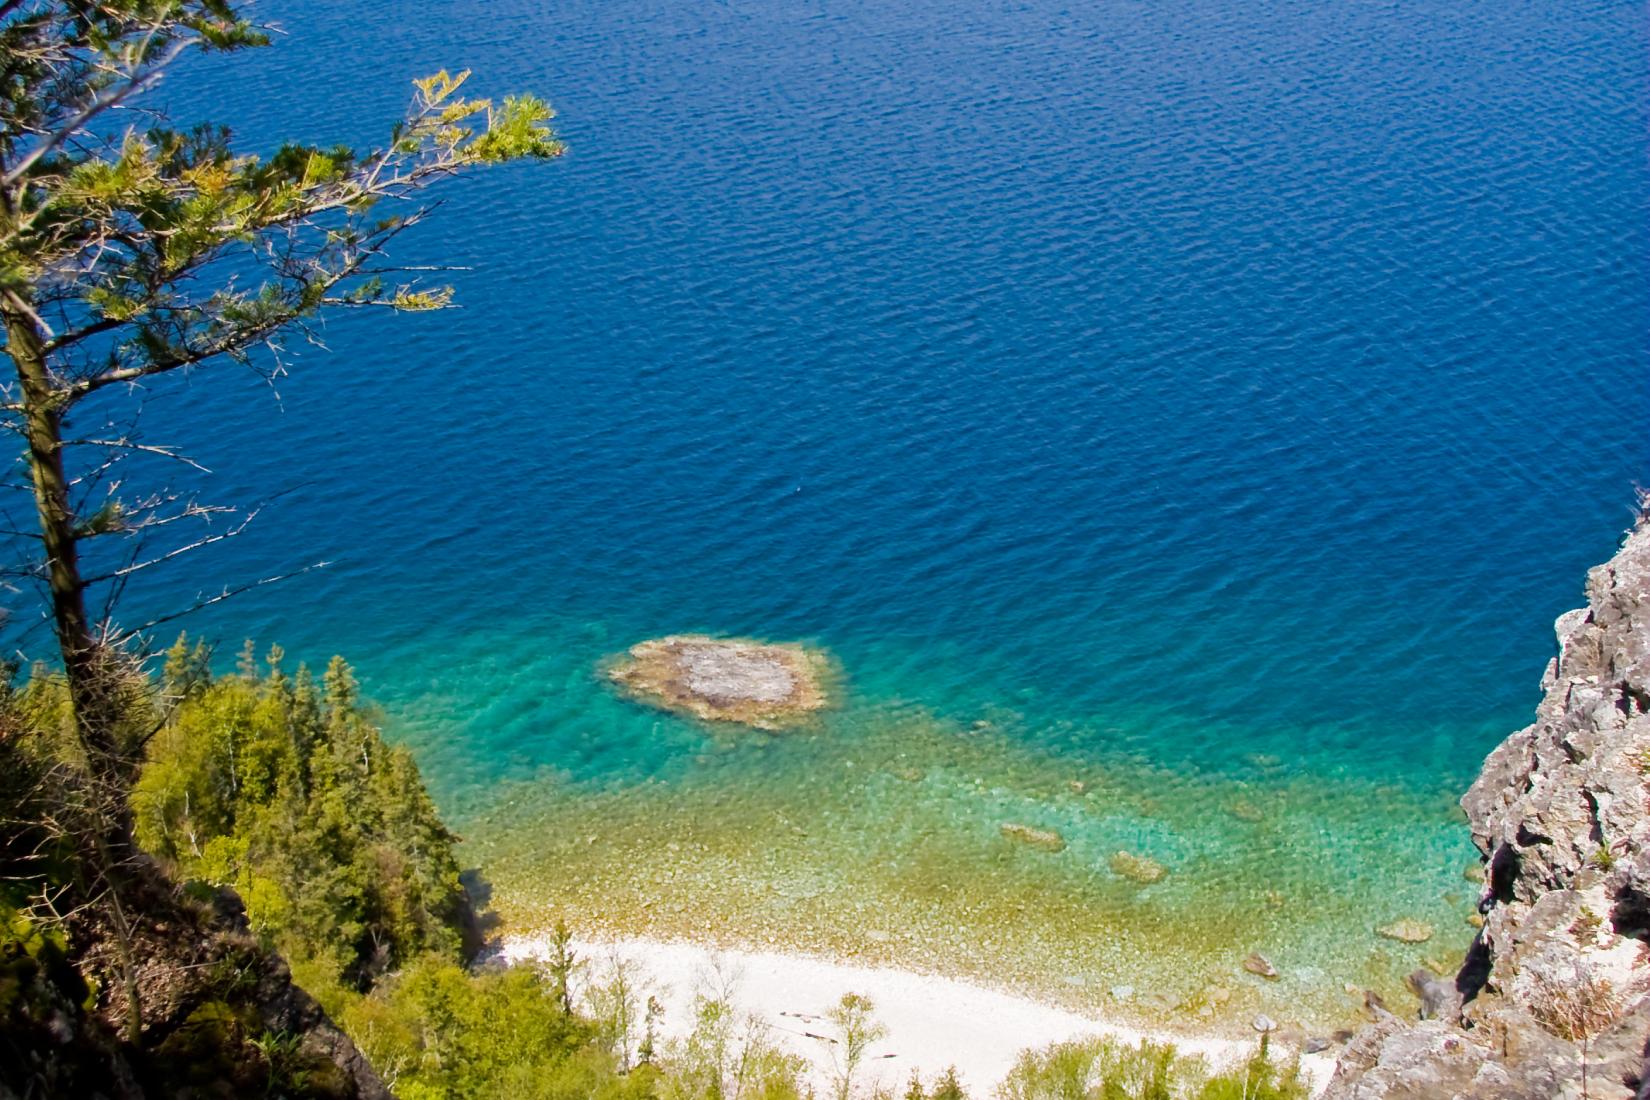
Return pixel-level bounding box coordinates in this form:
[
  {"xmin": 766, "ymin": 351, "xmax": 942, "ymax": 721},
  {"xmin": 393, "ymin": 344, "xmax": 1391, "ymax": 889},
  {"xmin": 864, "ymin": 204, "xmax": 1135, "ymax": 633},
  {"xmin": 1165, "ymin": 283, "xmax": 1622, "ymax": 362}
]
[
  {"xmin": 499, "ymin": 933, "xmax": 1339, "ymax": 1096},
  {"xmin": 464, "ymin": 705, "xmax": 1474, "ymax": 1045}
]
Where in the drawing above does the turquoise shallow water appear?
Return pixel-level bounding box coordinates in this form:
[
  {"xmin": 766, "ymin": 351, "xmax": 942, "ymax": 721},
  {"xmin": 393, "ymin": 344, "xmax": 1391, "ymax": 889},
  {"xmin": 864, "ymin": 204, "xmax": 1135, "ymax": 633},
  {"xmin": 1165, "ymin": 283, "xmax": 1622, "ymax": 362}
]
[{"xmin": 20, "ymin": 0, "xmax": 1650, "ymax": 1029}]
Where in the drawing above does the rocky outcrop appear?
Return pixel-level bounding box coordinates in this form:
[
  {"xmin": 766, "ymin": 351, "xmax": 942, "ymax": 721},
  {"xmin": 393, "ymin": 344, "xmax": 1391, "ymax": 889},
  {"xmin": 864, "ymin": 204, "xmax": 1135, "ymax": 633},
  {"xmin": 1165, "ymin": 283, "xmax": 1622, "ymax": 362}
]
[
  {"xmin": 608, "ymin": 635, "xmax": 832, "ymax": 729},
  {"xmin": 1325, "ymin": 518, "xmax": 1650, "ymax": 1099}
]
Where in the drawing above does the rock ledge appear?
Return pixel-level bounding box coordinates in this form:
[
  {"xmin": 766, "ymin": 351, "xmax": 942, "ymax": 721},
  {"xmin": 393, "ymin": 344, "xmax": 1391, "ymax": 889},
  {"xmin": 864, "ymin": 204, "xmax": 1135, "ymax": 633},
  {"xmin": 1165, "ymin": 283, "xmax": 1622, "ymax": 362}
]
[{"xmin": 608, "ymin": 635, "xmax": 831, "ymax": 729}]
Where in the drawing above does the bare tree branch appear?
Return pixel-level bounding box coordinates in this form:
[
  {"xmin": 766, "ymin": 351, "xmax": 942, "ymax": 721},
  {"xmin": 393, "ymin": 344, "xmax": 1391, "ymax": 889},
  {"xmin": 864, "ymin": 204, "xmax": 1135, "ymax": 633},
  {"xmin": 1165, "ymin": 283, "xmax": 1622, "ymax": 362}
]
[
  {"xmin": 65, "ymin": 438, "xmax": 211, "ymax": 474},
  {"xmin": 80, "ymin": 506, "xmax": 260, "ymax": 585},
  {"xmin": 116, "ymin": 560, "xmax": 331, "ymax": 639}
]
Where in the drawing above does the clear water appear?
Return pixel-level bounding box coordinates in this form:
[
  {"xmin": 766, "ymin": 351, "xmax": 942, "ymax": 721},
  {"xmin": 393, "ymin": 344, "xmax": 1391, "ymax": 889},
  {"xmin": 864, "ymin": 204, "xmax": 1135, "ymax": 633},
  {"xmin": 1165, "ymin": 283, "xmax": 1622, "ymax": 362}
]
[{"xmin": 39, "ymin": 0, "xmax": 1650, "ymax": 1032}]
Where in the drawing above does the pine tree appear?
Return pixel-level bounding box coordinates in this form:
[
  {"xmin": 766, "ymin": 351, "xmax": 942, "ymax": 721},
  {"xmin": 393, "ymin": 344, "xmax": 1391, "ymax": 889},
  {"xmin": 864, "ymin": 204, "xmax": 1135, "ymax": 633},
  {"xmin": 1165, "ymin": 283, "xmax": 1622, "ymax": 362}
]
[{"xmin": 0, "ymin": 1, "xmax": 561, "ymax": 815}]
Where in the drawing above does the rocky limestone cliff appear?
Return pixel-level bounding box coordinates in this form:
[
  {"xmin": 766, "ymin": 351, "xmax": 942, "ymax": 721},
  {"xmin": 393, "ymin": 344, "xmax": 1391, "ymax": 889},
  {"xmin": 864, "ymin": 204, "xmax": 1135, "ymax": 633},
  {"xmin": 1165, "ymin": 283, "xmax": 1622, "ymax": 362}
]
[{"xmin": 1325, "ymin": 519, "xmax": 1650, "ymax": 1099}]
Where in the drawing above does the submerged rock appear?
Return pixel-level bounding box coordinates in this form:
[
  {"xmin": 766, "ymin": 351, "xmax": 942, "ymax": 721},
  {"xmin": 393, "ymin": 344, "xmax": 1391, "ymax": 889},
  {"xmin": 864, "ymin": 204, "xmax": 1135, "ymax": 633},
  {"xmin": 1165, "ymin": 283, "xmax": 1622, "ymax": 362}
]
[
  {"xmin": 607, "ymin": 635, "xmax": 830, "ymax": 730},
  {"xmin": 1109, "ymin": 850, "xmax": 1167, "ymax": 884},
  {"xmin": 1243, "ymin": 952, "xmax": 1280, "ymax": 980},
  {"xmin": 1375, "ymin": 919, "xmax": 1434, "ymax": 944},
  {"xmin": 1000, "ymin": 823, "xmax": 1067, "ymax": 852}
]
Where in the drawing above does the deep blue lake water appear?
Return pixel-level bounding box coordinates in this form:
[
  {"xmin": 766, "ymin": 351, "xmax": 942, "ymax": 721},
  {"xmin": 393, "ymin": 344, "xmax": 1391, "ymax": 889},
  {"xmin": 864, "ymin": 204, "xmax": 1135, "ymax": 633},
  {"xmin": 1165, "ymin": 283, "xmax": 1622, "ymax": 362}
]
[{"xmin": 36, "ymin": 0, "xmax": 1650, "ymax": 1023}]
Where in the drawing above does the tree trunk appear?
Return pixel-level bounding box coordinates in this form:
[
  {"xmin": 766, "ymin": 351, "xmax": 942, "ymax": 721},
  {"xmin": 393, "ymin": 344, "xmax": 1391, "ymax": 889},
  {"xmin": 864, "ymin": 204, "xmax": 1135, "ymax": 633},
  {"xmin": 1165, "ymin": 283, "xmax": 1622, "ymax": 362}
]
[{"xmin": 2, "ymin": 297, "xmax": 116, "ymax": 768}]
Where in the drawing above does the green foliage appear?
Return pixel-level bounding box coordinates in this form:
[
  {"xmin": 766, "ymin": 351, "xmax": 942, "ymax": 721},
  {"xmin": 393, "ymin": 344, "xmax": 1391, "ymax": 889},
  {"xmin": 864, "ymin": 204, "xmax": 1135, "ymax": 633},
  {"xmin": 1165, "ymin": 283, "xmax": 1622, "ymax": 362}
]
[
  {"xmin": 336, "ymin": 954, "xmax": 666, "ymax": 1100},
  {"xmin": 1193, "ymin": 1039, "xmax": 1308, "ymax": 1100},
  {"xmin": 135, "ymin": 638, "xmax": 469, "ymax": 989},
  {"xmin": 906, "ymin": 1068, "xmax": 970, "ymax": 1100},
  {"xmin": 0, "ymin": 700, "xmax": 364, "ymax": 1100},
  {"xmin": 825, "ymin": 992, "xmax": 888, "ymax": 1100},
  {"xmin": 996, "ymin": 1036, "xmax": 1307, "ymax": 1100},
  {"xmin": 587, "ymin": 950, "xmax": 648, "ymax": 1071},
  {"xmin": 122, "ymin": 638, "xmax": 829, "ymax": 1099},
  {"xmin": 471, "ymin": 93, "xmax": 566, "ymax": 161},
  {"xmin": 161, "ymin": 632, "xmax": 214, "ymax": 700},
  {"xmin": 546, "ymin": 917, "xmax": 578, "ymax": 1015},
  {"xmin": 0, "ymin": 903, "xmax": 91, "ymax": 1019},
  {"xmin": 127, "ymin": 641, "xmax": 815, "ymax": 1098},
  {"xmin": 657, "ymin": 991, "xmax": 807, "ymax": 1100},
  {"xmin": 7, "ymin": 655, "xmax": 159, "ymax": 782},
  {"xmin": 152, "ymin": 998, "xmax": 356, "ymax": 1097},
  {"xmin": 373, "ymin": 949, "xmax": 801, "ymax": 1100}
]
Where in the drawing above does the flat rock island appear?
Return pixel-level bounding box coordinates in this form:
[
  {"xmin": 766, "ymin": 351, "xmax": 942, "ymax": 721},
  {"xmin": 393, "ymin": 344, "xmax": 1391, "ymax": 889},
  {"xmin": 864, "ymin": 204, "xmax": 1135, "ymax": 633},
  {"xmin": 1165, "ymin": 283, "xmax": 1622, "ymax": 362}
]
[{"xmin": 607, "ymin": 635, "xmax": 831, "ymax": 729}]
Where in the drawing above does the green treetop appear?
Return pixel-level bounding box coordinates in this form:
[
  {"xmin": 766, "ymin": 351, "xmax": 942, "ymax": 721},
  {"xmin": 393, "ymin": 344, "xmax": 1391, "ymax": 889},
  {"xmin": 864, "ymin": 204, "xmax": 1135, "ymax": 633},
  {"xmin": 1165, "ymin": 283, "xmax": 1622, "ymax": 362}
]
[{"xmin": 137, "ymin": 640, "xmax": 471, "ymax": 989}]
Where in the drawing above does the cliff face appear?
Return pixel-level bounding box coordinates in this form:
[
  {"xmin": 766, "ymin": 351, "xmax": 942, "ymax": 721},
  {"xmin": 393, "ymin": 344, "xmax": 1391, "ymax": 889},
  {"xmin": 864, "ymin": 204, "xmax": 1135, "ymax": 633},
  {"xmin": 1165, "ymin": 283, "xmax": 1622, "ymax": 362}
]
[
  {"xmin": 1326, "ymin": 521, "xmax": 1650, "ymax": 1099},
  {"xmin": 1, "ymin": 854, "xmax": 389, "ymax": 1100}
]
